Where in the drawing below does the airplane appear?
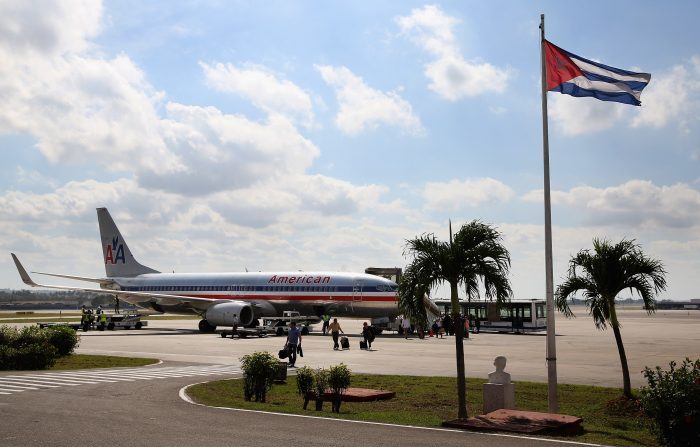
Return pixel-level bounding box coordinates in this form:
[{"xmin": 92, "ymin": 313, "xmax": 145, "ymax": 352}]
[{"xmin": 11, "ymin": 207, "xmax": 400, "ymax": 333}]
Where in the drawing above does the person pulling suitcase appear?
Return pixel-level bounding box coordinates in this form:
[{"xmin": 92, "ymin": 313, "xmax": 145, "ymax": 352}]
[
  {"xmin": 328, "ymin": 318, "xmax": 344, "ymax": 350},
  {"xmin": 362, "ymin": 322, "xmax": 375, "ymax": 350}
]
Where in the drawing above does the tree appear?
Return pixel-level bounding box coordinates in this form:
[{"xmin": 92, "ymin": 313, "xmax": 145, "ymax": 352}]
[
  {"xmin": 555, "ymin": 238, "xmax": 667, "ymax": 398},
  {"xmin": 401, "ymin": 220, "xmax": 512, "ymax": 419}
]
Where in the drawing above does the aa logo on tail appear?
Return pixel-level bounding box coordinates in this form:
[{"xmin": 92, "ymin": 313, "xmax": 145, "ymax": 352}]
[{"xmin": 105, "ymin": 237, "xmax": 126, "ymax": 264}]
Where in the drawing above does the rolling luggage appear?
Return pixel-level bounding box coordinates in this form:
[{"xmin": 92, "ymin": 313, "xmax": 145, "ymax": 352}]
[
  {"xmin": 340, "ymin": 336, "xmax": 350, "ymax": 350},
  {"xmin": 359, "ymin": 340, "xmax": 367, "ymax": 350}
]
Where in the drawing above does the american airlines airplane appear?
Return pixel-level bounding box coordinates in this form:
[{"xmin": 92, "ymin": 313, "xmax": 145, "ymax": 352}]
[{"xmin": 11, "ymin": 208, "xmax": 399, "ymax": 332}]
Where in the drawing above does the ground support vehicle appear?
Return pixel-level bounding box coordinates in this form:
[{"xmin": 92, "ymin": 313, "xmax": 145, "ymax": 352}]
[
  {"xmin": 368, "ymin": 316, "xmax": 398, "ymax": 335},
  {"xmin": 263, "ymin": 311, "xmax": 315, "ymax": 336},
  {"xmin": 105, "ymin": 314, "xmax": 147, "ymax": 330},
  {"xmin": 37, "ymin": 321, "xmax": 85, "ymax": 331},
  {"xmin": 219, "ymin": 327, "xmax": 272, "ymax": 339},
  {"xmin": 36, "ymin": 313, "xmax": 146, "ymax": 331}
]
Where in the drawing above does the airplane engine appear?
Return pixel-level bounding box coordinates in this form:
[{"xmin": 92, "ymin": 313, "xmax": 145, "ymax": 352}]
[{"xmin": 205, "ymin": 301, "xmax": 255, "ymax": 327}]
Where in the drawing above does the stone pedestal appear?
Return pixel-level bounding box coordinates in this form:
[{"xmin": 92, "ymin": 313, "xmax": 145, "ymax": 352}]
[{"xmin": 482, "ymin": 383, "xmax": 515, "ymax": 414}]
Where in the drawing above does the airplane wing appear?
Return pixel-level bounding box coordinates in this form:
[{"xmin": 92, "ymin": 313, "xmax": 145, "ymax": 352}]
[
  {"xmin": 31, "ymin": 271, "xmax": 116, "ymax": 286},
  {"xmin": 11, "ymin": 253, "xmax": 219, "ymax": 313}
]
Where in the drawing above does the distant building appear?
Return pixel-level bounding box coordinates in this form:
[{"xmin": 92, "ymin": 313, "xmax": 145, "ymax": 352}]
[{"xmin": 656, "ymin": 300, "xmax": 699, "ymax": 310}]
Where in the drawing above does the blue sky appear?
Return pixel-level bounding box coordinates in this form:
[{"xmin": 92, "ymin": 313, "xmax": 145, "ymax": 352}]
[{"xmin": 1, "ymin": 1, "xmax": 699, "ymax": 301}]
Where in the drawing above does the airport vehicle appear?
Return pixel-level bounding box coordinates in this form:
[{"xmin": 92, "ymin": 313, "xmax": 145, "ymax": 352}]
[
  {"xmin": 263, "ymin": 311, "xmax": 316, "ymax": 336},
  {"xmin": 106, "ymin": 313, "xmax": 147, "ymax": 330},
  {"xmin": 37, "ymin": 313, "xmax": 146, "ymax": 331},
  {"xmin": 220, "ymin": 326, "xmax": 272, "ymax": 339},
  {"xmin": 11, "ymin": 208, "xmax": 399, "ymax": 333},
  {"xmin": 432, "ymin": 299, "xmax": 547, "ymax": 333}
]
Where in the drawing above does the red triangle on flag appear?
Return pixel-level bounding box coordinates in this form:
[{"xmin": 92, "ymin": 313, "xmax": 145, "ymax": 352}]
[{"xmin": 544, "ymin": 40, "xmax": 583, "ymax": 90}]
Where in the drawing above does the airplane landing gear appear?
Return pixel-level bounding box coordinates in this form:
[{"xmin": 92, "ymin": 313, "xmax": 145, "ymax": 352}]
[{"xmin": 198, "ymin": 319, "xmax": 217, "ymax": 333}]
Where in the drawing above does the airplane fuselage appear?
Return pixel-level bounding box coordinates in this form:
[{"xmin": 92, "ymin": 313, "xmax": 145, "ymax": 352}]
[{"xmin": 109, "ymin": 271, "xmax": 399, "ymax": 319}]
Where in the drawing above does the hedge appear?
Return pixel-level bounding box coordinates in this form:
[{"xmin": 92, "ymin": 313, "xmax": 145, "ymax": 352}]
[{"xmin": 0, "ymin": 325, "xmax": 80, "ymax": 370}]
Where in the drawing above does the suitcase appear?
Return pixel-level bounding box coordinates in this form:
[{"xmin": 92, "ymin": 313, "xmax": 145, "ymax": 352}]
[
  {"xmin": 340, "ymin": 336, "xmax": 350, "ymax": 350},
  {"xmin": 278, "ymin": 348, "xmax": 289, "ymax": 359},
  {"xmin": 359, "ymin": 340, "xmax": 367, "ymax": 350}
]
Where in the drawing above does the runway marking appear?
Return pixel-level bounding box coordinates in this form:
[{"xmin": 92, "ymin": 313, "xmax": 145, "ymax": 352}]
[
  {"xmin": 0, "ymin": 364, "xmax": 241, "ymax": 397},
  {"xmin": 179, "ymin": 380, "xmax": 610, "ymax": 447}
]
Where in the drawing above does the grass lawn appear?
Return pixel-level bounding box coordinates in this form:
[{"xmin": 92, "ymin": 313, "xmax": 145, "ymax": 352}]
[
  {"xmin": 50, "ymin": 354, "xmax": 159, "ymax": 370},
  {"xmin": 188, "ymin": 374, "xmax": 659, "ymax": 447}
]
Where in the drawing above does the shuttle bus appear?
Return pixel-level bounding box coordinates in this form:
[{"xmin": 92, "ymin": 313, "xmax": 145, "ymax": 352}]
[{"xmin": 432, "ymin": 299, "xmax": 547, "ymax": 333}]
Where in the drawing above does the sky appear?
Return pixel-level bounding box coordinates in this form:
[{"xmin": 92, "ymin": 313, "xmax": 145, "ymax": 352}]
[{"xmin": 0, "ymin": 0, "xmax": 699, "ymax": 301}]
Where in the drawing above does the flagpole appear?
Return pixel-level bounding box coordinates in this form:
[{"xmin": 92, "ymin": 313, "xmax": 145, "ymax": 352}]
[{"xmin": 539, "ymin": 13, "xmax": 559, "ymax": 413}]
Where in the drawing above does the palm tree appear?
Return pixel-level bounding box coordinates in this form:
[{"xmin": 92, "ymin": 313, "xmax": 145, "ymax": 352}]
[
  {"xmin": 398, "ymin": 263, "xmax": 430, "ymax": 328},
  {"xmin": 555, "ymin": 238, "xmax": 666, "ymax": 398},
  {"xmin": 401, "ymin": 220, "xmax": 512, "ymax": 419}
]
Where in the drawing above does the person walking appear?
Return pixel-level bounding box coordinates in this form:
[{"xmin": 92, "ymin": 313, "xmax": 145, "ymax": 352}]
[
  {"xmin": 442, "ymin": 313, "xmax": 452, "ymax": 336},
  {"xmin": 401, "ymin": 317, "xmax": 411, "ymax": 339},
  {"xmin": 321, "ymin": 314, "xmax": 331, "ymax": 335},
  {"xmin": 362, "ymin": 322, "xmax": 375, "ymax": 350},
  {"xmin": 328, "ymin": 318, "xmax": 344, "ymax": 350},
  {"xmin": 285, "ymin": 322, "xmax": 302, "ymax": 367}
]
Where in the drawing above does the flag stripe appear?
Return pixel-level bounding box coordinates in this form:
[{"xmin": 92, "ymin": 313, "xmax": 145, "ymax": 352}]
[
  {"xmin": 581, "ymin": 72, "xmax": 649, "ymax": 91},
  {"xmin": 550, "ymin": 82, "xmax": 641, "ymax": 106},
  {"xmin": 570, "ymin": 76, "xmax": 641, "ymax": 98},
  {"xmin": 571, "ymin": 57, "xmax": 651, "ymax": 84}
]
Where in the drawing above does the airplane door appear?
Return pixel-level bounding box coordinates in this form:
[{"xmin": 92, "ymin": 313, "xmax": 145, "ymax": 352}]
[{"xmin": 352, "ymin": 279, "xmax": 363, "ymax": 302}]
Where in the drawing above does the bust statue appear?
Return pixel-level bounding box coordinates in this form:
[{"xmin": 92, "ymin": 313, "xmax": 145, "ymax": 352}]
[{"xmin": 488, "ymin": 356, "xmax": 511, "ymax": 384}]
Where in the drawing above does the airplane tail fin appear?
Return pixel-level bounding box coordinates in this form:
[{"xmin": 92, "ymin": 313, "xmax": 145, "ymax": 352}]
[{"xmin": 97, "ymin": 208, "xmax": 159, "ymax": 277}]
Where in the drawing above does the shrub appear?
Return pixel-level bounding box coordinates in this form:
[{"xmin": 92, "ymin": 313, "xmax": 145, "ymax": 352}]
[
  {"xmin": 240, "ymin": 351, "xmax": 279, "ymax": 402},
  {"xmin": 15, "ymin": 342, "xmax": 58, "ymax": 370},
  {"xmin": 313, "ymin": 368, "xmax": 329, "ymax": 411},
  {"xmin": 46, "ymin": 326, "xmax": 80, "ymax": 356},
  {"xmin": 640, "ymin": 358, "xmax": 700, "ymax": 447},
  {"xmin": 0, "ymin": 325, "xmax": 17, "ymax": 346},
  {"xmin": 327, "ymin": 363, "xmax": 352, "ymax": 413},
  {"xmin": 0, "ymin": 325, "xmax": 77, "ymax": 370},
  {"xmin": 15, "ymin": 326, "xmax": 49, "ymax": 348},
  {"xmin": 295, "ymin": 366, "xmax": 315, "ymax": 410},
  {"xmin": 0, "ymin": 345, "xmax": 18, "ymax": 370}
]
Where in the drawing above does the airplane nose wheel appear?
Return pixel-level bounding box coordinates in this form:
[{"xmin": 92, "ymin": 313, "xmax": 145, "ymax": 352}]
[{"xmin": 198, "ymin": 319, "xmax": 216, "ymax": 333}]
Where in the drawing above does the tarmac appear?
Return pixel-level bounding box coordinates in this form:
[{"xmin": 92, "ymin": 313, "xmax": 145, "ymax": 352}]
[{"xmin": 69, "ymin": 305, "xmax": 700, "ymax": 388}]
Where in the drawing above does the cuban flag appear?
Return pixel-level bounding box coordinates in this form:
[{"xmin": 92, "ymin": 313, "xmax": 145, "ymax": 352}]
[{"xmin": 544, "ymin": 40, "xmax": 650, "ymax": 106}]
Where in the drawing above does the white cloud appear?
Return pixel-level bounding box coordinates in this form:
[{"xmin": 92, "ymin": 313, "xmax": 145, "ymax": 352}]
[
  {"xmin": 0, "ymin": 4, "xmax": 184, "ymax": 175},
  {"xmin": 0, "ymin": 0, "xmax": 102, "ymax": 57},
  {"xmin": 150, "ymin": 104, "xmax": 320, "ymax": 195},
  {"xmin": 0, "ymin": 1, "xmax": 328, "ymax": 197},
  {"xmin": 201, "ymin": 62, "xmax": 315, "ymax": 128},
  {"xmin": 15, "ymin": 167, "xmax": 58, "ymax": 189},
  {"xmin": 548, "ymin": 94, "xmax": 626, "ymax": 135},
  {"xmin": 396, "ymin": 4, "xmax": 511, "ymax": 100},
  {"xmin": 315, "ymin": 65, "xmax": 424, "ymax": 136},
  {"xmin": 524, "ymin": 180, "xmax": 700, "ymax": 228},
  {"xmin": 422, "ymin": 178, "xmax": 515, "ymax": 211},
  {"xmin": 631, "ymin": 56, "xmax": 700, "ymax": 130}
]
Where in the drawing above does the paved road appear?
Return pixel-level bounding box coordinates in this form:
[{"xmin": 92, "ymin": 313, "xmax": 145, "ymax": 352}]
[
  {"xmin": 5, "ymin": 309, "xmax": 695, "ymax": 445},
  {"xmin": 0, "ymin": 363, "xmax": 599, "ymax": 447},
  {"xmin": 72, "ymin": 308, "xmax": 700, "ymax": 388}
]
